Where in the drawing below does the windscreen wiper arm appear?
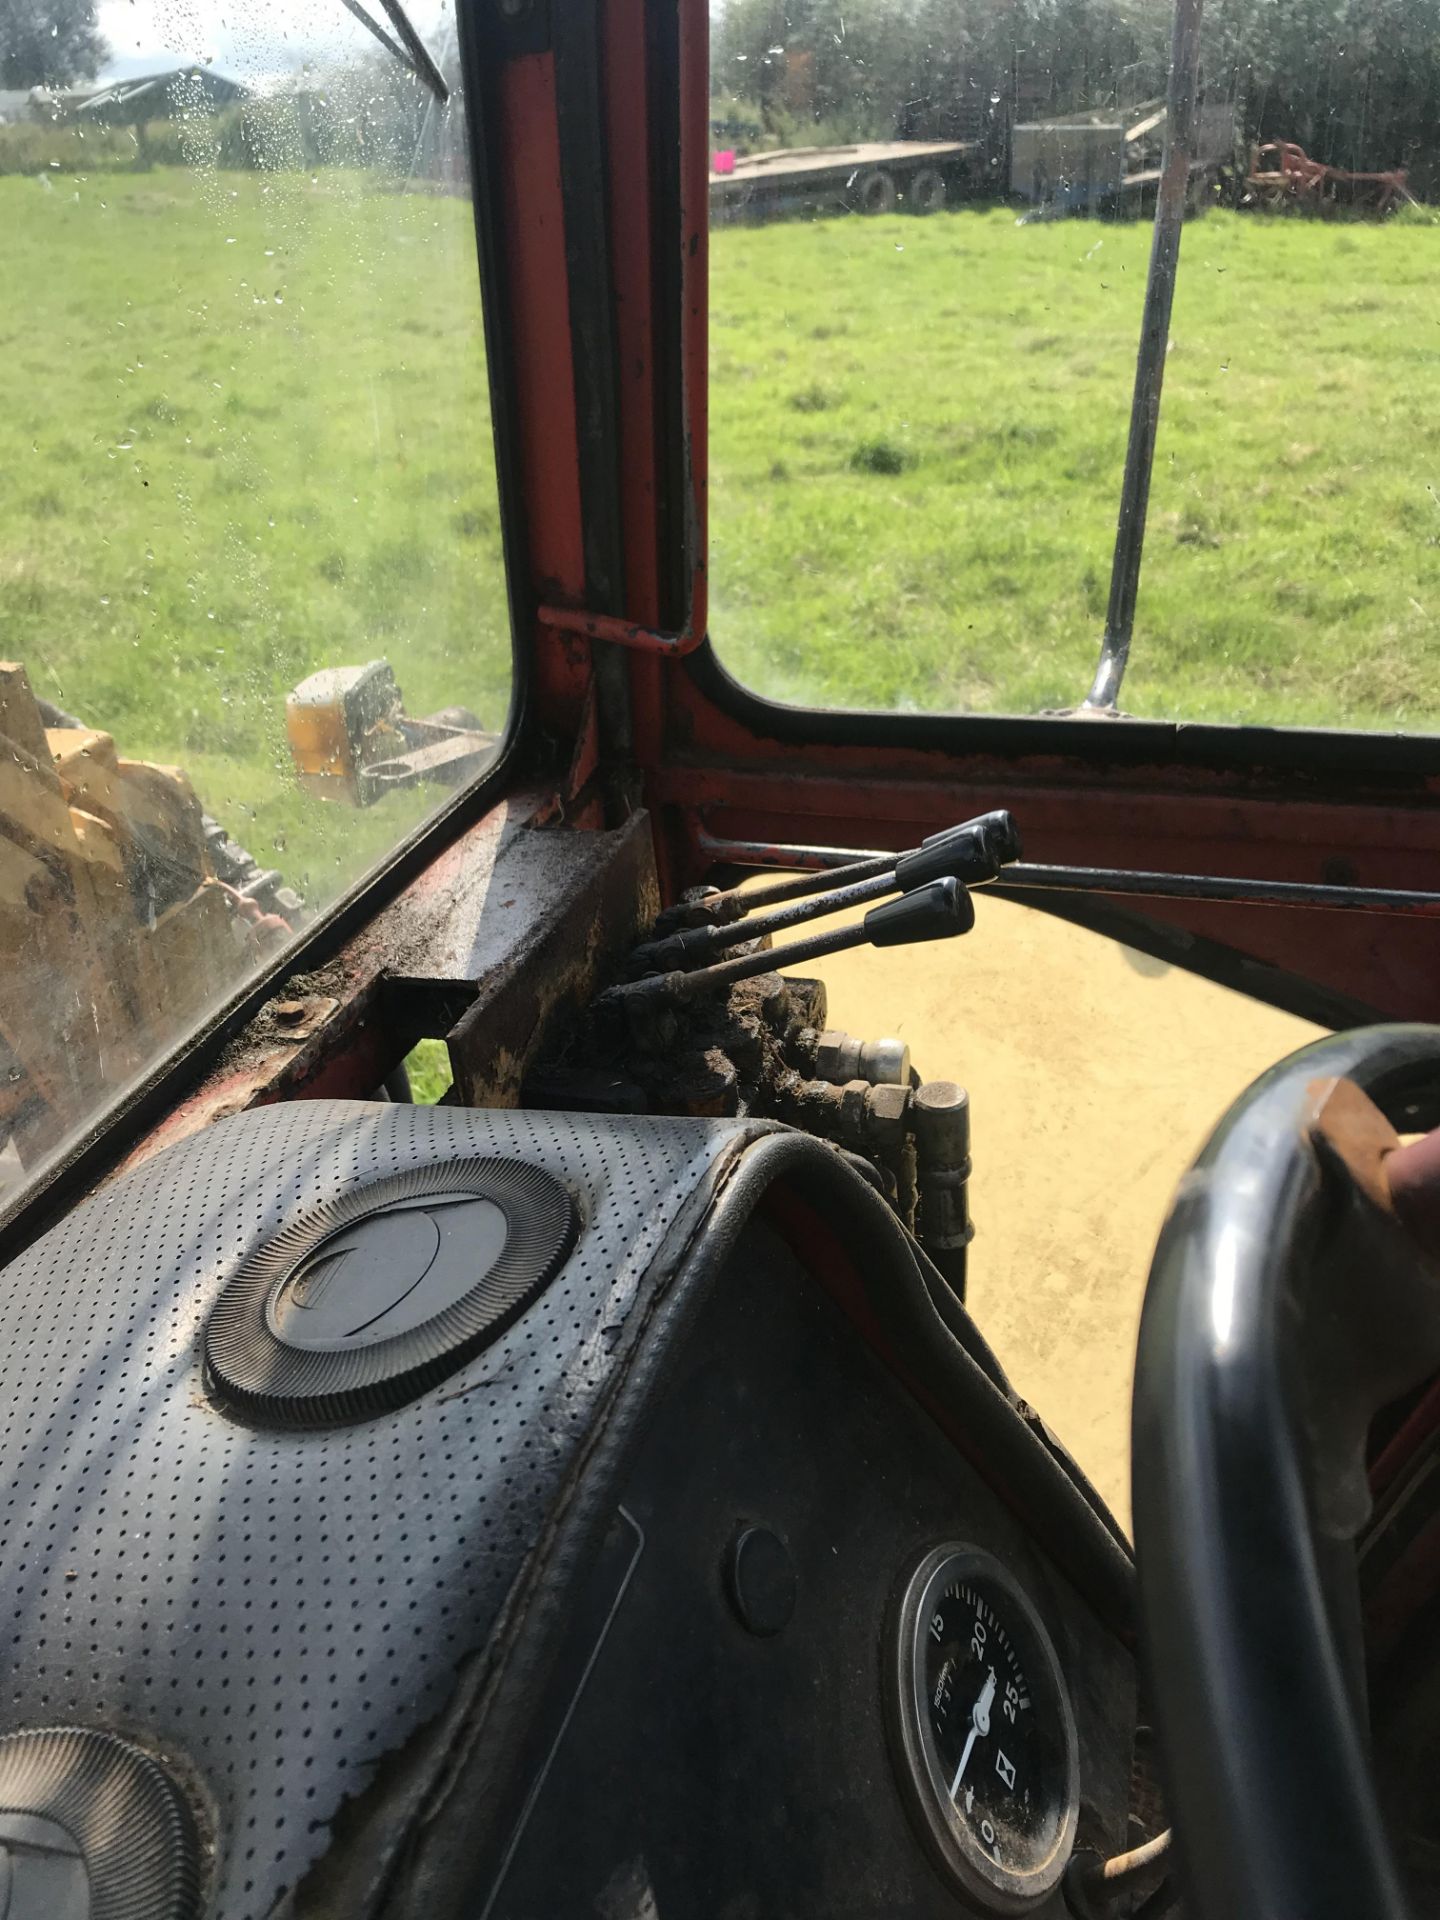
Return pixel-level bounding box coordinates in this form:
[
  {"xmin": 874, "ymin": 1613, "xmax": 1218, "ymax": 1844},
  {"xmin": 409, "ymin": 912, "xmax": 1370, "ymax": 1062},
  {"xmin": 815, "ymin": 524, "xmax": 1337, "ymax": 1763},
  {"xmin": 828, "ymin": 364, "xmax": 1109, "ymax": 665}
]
[
  {"xmin": 1083, "ymin": 0, "xmax": 1203, "ymax": 710},
  {"xmin": 337, "ymin": 0, "xmax": 449, "ymax": 103}
]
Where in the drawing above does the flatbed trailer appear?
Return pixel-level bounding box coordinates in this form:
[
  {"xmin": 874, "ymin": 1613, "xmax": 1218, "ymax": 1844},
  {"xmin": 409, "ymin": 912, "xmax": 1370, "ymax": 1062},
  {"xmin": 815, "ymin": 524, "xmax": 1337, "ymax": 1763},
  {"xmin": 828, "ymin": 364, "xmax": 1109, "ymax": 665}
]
[{"xmin": 709, "ymin": 138, "xmax": 979, "ymax": 222}]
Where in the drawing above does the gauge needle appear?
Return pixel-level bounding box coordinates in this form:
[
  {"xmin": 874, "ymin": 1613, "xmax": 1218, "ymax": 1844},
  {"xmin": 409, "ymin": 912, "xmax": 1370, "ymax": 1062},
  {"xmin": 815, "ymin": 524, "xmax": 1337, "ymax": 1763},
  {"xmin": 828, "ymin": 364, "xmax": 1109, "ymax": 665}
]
[{"xmin": 949, "ymin": 1668, "xmax": 997, "ymax": 1801}]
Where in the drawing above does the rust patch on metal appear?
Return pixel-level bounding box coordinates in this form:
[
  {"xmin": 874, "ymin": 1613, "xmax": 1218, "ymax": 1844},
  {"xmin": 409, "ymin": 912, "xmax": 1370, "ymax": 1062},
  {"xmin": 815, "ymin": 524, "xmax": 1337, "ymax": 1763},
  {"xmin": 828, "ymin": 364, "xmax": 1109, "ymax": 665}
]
[
  {"xmin": 450, "ymin": 811, "xmax": 660, "ymax": 1108},
  {"xmin": 112, "ymin": 795, "xmax": 659, "ymax": 1176}
]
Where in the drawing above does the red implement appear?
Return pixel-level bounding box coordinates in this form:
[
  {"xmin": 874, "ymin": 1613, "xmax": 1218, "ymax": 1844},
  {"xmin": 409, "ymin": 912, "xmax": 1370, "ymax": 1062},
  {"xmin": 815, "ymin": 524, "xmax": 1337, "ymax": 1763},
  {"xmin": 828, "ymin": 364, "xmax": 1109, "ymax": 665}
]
[{"xmin": 1247, "ymin": 138, "xmax": 1410, "ymax": 213}]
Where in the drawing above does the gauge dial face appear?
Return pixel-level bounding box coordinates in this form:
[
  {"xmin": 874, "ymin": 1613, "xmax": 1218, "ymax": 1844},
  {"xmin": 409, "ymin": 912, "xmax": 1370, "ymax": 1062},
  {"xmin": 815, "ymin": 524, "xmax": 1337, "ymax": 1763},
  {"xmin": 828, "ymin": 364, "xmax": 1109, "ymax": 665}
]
[{"xmin": 890, "ymin": 1545, "xmax": 1079, "ymax": 1912}]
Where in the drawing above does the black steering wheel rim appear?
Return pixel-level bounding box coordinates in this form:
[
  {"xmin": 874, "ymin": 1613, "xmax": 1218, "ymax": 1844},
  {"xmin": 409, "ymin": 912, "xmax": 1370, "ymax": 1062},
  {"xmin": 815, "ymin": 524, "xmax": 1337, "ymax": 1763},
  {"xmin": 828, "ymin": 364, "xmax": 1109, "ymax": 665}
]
[{"xmin": 1132, "ymin": 1023, "xmax": 1440, "ymax": 1920}]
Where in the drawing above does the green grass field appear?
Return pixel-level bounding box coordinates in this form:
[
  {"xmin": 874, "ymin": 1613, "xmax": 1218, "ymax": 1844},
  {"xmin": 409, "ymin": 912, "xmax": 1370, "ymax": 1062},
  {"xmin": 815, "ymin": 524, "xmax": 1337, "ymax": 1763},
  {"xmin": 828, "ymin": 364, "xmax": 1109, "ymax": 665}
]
[
  {"xmin": 4, "ymin": 171, "xmax": 1439, "ymax": 948},
  {"xmin": 1, "ymin": 166, "xmax": 511, "ymax": 910},
  {"xmin": 711, "ymin": 205, "xmax": 1440, "ymax": 727}
]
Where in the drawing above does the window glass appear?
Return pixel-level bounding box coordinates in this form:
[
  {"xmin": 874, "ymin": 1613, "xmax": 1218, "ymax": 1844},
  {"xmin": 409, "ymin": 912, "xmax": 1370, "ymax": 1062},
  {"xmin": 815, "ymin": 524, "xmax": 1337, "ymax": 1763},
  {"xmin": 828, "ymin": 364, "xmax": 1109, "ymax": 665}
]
[
  {"xmin": 709, "ymin": 2, "xmax": 1440, "ymax": 731},
  {"xmin": 0, "ymin": 1, "xmax": 509, "ymax": 1197}
]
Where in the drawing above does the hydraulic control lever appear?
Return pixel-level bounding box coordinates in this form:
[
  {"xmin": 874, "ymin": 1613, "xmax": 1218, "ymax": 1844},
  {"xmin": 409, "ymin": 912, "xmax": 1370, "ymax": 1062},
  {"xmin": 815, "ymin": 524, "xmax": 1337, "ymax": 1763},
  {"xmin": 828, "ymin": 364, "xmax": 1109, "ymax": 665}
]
[
  {"xmin": 637, "ymin": 810, "xmax": 1019, "ymax": 971},
  {"xmin": 605, "ymin": 876, "xmax": 975, "ymax": 1011},
  {"xmin": 651, "ymin": 808, "xmax": 1020, "ymax": 939}
]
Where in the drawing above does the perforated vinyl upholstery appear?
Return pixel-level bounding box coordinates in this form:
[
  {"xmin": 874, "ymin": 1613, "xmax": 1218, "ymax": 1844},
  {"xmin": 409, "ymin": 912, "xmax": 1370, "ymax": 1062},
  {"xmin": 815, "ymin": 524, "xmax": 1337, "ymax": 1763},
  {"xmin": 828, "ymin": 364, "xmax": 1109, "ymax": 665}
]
[{"xmin": 0, "ymin": 1101, "xmax": 758, "ymax": 1918}]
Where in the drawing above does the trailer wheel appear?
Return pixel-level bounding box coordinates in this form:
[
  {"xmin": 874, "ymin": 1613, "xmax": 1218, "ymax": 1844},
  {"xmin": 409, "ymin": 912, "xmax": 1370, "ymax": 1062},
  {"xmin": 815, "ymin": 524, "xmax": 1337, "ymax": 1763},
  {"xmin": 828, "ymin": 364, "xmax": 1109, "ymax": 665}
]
[
  {"xmin": 909, "ymin": 167, "xmax": 946, "ymax": 214},
  {"xmin": 857, "ymin": 168, "xmax": 897, "ymax": 214}
]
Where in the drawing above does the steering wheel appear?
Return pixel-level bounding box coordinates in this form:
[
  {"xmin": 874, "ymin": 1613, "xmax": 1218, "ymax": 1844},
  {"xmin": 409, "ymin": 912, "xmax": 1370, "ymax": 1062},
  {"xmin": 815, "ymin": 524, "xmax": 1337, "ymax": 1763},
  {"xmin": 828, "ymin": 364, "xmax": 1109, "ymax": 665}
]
[{"xmin": 1132, "ymin": 1025, "xmax": 1440, "ymax": 1920}]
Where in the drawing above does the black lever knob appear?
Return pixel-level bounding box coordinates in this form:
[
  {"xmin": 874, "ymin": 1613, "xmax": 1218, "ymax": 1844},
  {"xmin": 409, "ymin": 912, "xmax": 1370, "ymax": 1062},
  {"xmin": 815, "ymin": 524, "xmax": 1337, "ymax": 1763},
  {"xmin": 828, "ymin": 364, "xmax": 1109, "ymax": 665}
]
[
  {"xmin": 863, "ymin": 876, "xmax": 975, "ymax": 948},
  {"xmin": 902, "ymin": 809, "xmax": 1021, "ymax": 890}
]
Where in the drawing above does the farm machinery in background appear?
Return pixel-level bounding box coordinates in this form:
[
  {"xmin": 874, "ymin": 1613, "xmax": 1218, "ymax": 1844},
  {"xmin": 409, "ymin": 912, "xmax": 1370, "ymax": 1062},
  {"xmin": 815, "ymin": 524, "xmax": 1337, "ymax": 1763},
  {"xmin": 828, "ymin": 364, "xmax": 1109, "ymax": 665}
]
[
  {"xmin": 708, "ymin": 96, "xmax": 1240, "ymax": 224},
  {"xmin": 712, "ymin": 103, "xmax": 1415, "ymax": 226},
  {"xmin": 708, "ymin": 138, "xmax": 978, "ymax": 221},
  {"xmin": 284, "ymin": 659, "xmax": 494, "ymax": 807},
  {"xmin": 1010, "ymin": 95, "xmax": 1236, "ymax": 215},
  {"xmin": 1243, "ymin": 140, "xmax": 1413, "ymax": 215}
]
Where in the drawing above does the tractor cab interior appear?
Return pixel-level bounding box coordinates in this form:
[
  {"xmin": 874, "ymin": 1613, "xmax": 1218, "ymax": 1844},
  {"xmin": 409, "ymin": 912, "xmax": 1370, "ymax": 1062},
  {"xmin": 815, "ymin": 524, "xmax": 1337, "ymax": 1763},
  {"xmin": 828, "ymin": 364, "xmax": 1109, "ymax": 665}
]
[{"xmin": 2, "ymin": 5, "xmax": 1440, "ymax": 1919}]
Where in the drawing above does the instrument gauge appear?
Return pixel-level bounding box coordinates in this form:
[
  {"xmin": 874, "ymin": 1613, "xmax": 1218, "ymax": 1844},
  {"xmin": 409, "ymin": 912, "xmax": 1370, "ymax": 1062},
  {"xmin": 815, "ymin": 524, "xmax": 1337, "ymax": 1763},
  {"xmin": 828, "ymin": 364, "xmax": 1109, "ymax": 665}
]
[{"xmin": 888, "ymin": 1544, "xmax": 1080, "ymax": 1912}]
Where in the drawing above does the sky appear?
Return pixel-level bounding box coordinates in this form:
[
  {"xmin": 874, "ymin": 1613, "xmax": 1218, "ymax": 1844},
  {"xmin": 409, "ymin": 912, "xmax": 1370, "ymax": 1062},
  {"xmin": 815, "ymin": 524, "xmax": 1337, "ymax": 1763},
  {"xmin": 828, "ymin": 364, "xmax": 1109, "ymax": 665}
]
[{"xmin": 95, "ymin": 0, "xmax": 453, "ymax": 83}]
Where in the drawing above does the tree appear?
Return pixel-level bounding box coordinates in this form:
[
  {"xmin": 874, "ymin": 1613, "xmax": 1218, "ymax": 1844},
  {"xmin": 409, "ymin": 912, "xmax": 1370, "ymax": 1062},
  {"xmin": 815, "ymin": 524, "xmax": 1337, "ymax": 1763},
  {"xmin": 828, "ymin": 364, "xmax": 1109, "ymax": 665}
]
[
  {"xmin": 712, "ymin": 0, "xmax": 1440, "ymax": 184},
  {"xmin": 712, "ymin": 0, "xmax": 1175, "ymax": 143},
  {"xmin": 1, "ymin": 0, "xmax": 107, "ymax": 90}
]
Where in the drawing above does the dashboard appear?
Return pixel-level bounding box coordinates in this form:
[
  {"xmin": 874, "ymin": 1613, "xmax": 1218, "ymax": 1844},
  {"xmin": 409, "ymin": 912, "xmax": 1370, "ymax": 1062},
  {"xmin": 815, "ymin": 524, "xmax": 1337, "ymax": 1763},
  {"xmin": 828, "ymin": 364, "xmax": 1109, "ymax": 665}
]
[
  {"xmin": 0, "ymin": 1099, "xmax": 1137, "ymax": 1919},
  {"xmin": 477, "ymin": 1217, "xmax": 1136, "ymax": 1919}
]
